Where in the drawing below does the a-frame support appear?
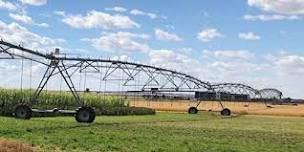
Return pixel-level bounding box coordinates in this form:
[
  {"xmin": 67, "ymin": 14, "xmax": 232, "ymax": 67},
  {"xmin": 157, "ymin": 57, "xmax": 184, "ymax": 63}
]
[{"xmin": 31, "ymin": 59, "xmax": 83, "ymax": 106}]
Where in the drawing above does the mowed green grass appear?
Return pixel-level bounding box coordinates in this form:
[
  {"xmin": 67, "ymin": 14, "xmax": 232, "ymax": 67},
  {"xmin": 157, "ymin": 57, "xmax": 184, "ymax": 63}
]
[{"xmin": 0, "ymin": 112, "xmax": 304, "ymax": 152}]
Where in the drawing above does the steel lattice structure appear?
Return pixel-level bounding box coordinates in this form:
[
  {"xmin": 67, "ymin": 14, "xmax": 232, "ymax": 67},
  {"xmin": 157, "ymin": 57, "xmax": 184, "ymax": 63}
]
[
  {"xmin": 0, "ymin": 40, "xmax": 212, "ymax": 92},
  {"xmin": 0, "ymin": 40, "xmax": 284, "ymax": 121},
  {"xmin": 211, "ymin": 83, "xmax": 261, "ymax": 98},
  {"xmin": 258, "ymin": 88, "xmax": 283, "ymax": 100},
  {"xmin": 0, "ymin": 40, "xmax": 284, "ymax": 100}
]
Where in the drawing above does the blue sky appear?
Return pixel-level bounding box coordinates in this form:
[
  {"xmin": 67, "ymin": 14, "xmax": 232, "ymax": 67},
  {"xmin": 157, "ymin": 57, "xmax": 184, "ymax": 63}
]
[{"xmin": 1, "ymin": 0, "xmax": 304, "ymax": 98}]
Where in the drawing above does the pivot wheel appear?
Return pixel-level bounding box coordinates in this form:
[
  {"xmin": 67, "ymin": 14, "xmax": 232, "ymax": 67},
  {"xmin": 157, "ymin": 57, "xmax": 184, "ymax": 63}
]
[
  {"xmin": 13, "ymin": 103, "xmax": 32, "ymax": 119},
  {"xmin": 75, "ymin": 107, "xmax": 96, "ymax": 123},
  {"xmin": 188, "ymin": 107, "xmax": 198, "ymax": 114},
  {"xmin": 221, "ymin": 108, "xmax": 231, "ymax": 116}
]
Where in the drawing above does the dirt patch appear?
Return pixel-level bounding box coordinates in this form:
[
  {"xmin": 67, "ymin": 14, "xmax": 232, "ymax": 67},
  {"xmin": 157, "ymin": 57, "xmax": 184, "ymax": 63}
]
[{"xmin": 0, "ymin": 139, "xmax": 34, "ymax": 152}]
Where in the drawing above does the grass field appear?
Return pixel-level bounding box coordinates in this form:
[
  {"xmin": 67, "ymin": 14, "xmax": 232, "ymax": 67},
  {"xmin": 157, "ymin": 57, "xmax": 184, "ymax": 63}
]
[{"xmin": 0, "ymin": 112, "xmax": 304, "ymax": 152}]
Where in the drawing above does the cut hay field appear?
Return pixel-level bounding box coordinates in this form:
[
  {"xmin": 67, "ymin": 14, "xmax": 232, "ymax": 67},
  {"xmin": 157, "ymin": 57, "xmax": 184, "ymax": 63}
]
[
  {"xmin": 0, "ymin": 112, "xmax": 304, "ymax": 152},
  {"xmin": 0, "ymin": 138, "xmax": 34, "ymax": 152},
  {"xmin": 128, "ymin": 99, "xmax": 304, "ymax": 117}
]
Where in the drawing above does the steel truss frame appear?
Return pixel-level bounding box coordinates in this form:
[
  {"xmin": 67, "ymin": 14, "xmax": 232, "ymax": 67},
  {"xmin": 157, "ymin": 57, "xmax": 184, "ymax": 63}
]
[
  {"xmin": 258, "ymin": 88, "xmax": 283, "ymax": 100},
  {"xmin": 0, "ymin": 40, "xmax": 283, "ymax": 111}
]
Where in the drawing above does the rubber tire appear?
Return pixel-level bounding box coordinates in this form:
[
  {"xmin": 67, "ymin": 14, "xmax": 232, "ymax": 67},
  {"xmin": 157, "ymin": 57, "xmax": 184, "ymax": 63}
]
[
  {"xmin": 87, "ymin": 107, "xmax": 96, "ymax": 123},
  {"xmin": 0, "ymin": 101, "xmax": 4, "ymax": 107},
  {"xmin": 221, "ymin": 108, "xmax": 231, "ymax": 116},
  {"xmin": 13, "ymin": 103, "xmax": 32, "ymax": 119},
  {"xmin": 75, "ymin": 107, "xmax": 96, "ymax": 123},
  {"xmin": 188, "ymin": 107, "xmax": 198, "ymax": 114}
]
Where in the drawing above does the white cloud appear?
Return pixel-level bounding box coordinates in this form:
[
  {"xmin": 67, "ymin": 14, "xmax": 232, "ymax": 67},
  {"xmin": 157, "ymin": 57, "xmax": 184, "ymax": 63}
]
[
  {"xmin": 20, "ymin": 0, "xmax": 47, "ymax": 6},
  {"xmin": 203, "ymin": 50, "xmax": 255, "ymax": 61},
  {"xmin": 105, "ymin": 6, "xmax": 127, "ymax": 12},
  {"xmin": 82, "ymin": 32, "xmax": 151, "ymax": 53},
  {"xmin": 54, "ymin": 11, "xmax": 65, "ymax": 16},
  {"xmin": 148, "ymin": 49, "xmax": 203, "ymax": 76},
  {"xmin": 0, "ymin": 0, "xmax": 17, "ymax": 11},
  {"xmin": 130, "ymin": 9, "xmax": 158, "ymax": 19},
  {"xmin": 239, "ymin": 32, "xmax": 261, "ymax": 40},
  {"xmin": 267, "ymin": 53, "xmax": 304, "ymax": 75},
  {"xmin": 208, "ymin": 61, "xmax": 264, "ymax": 76},
  {"xmin": 200, "ymin": 50, "xmax": 271, "ymax": 89},
  {"xmin": 150, "ymin": 49, "xmax": 191, "ymax": 65},
  {"xmin": 248, "ymin": 0, "xmax": 304, "ymax": 15},
  {"xmin": 154, "ymin": 28, "xmax": 183, "ymax": 42},
  {"xmin": 147, "ymin": 48, "xmax": 304, "ymax": 98},
  {"xmin": 130, "ymin": 9, "xmax": 145, "ymax": 15},
  {"xmin": 179, "ymin": 47, "xmax": 193, "ymax": 54},
  {"xmin": 0, "ymin": 20, "xmax": 63, "ymax": 49},
  {"xmin": 197, "ymin": 28, "xmax": 222, "ymax": 42},
  {"xmin": 112, "ymin": 55, "xmax": 132, "ymax": 62},
  {"xmin": 9, "ymin": 13, "xmax": 49, "ymax": 27},
  {"xmin": 9, "ymin": 13, "xmax": 33, "ymax": 24},
  {"xmin": 148, "ymin": 49, "xmax": 265, "ymax": 88},
  {"xmin": 149, "ymin": 49, "xmax": 258, "ymax": 84},
  {"xmin": 0, "ymin": 20, "xmax": 64, "ymax": 91},
  {"xmin": 263, "ymin": 53, "xmax": 304, "ymax": 97},
  {"xmin": 244, "ymin": 14, "xmax": 300, "ymax": 21},
  {"xmin": 55, "ymin": 10, "xmax": 140, "ymax": 29},
  {"xmin": 36, "ymin": 22, "xmax": 49, "ymax": 27}
]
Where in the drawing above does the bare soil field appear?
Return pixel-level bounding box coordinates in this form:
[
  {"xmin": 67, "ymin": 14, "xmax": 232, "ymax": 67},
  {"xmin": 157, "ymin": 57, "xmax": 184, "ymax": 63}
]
[{"xmin": 129, "ymin": 99, "xmax": 304, "ymax": 117}]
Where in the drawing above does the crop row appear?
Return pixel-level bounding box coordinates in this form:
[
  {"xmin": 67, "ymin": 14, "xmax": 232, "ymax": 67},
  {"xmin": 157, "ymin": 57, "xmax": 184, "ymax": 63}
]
[{"xmin": 0, "ymin": 89, "xmax": 127, "ymax": 116}]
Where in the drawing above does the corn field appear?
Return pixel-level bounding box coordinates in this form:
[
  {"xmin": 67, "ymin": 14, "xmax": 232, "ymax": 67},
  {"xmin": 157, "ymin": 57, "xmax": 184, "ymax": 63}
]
[{"xmin": 0, "ymin": 89, "xmax": 127, "ymax": 116}]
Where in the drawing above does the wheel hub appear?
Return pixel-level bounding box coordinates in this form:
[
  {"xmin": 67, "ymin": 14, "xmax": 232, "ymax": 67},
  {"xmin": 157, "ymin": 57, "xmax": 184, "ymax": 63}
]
[
  {"xmin": 75, "ymin": 107, "xmax": 96, "ymax": 123},
  {"xmin": 13, "ymin": 103, "xmax": 32, "ymax": 119}
]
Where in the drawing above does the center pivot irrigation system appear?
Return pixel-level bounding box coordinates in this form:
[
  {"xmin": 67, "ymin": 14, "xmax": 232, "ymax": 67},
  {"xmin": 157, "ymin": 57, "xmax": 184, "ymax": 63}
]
[{"xmin": 0, "ymin": 40, "xmax": 283, "ymax": 123}]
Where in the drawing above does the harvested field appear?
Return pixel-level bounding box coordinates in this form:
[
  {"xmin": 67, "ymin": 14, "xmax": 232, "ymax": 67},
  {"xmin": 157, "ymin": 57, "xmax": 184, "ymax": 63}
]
[
  {"xmin": 0, "ymin": 138, "xmax": 34, "ymax": 152},
  {"xmin": 129, "ymin": 99, "xmax": 304, "ymax": 117}
]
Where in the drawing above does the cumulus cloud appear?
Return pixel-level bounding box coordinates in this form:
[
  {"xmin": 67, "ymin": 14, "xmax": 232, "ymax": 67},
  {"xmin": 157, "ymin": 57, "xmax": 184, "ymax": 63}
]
[
  {"xmin": 53, "ymin": 11, "xmax": 65, "ymax": 16},
  {"xmin": 9, "ymin": 13, "xmax": 32, "ymax": 24},
  {"xmin": 248, "ymin": 0, "xmax": 304, "ymax": 15},
  {"xmin": 82, "ymin": 32, "xmax": 151, "ymax": 53},
  {"xmin": 154, "ymin": 28, "xmax": 183, "ymax": 42},
  {"xmin": 239, "ymin": 32, "xmax": 261, "ymax": 40},
  {"xmin": 208, "ymin": 61, "xmax": 265, "ymax": 76},
  {"xmin": 55, "ymin": 10, "xmax": 140, "ymax": 29},
  {"xmin": 197, "ymin": 28, "xmax": 222, "ymax": 42},
  {"xmin": 146, "ymin": 48, "xmax": 304, "ymax": 98},
  {"xmin": 105, "ymin": 6, "xmax": 127, "ymax": 12},
  {"xmin": 112, "ymin": 55, "xmax": 132, "ymax": 62},
  {"xmin": 20, "ymin": 0, "xmax": 47, "ymax": 6},
  {"xmin": 148, "ymin": 49, "xmax": 267, "ymax": 88},
  {"xmin": 150, "ymin": 49, "xmax": 192, "ymax": 65},
  {"xmin": 244, "ymin": 14, "xmax": 299, "ymax": 21},
  {"xmin": 267, "ymin": 53, "xmax": 304, "ymax": 75},
  {"xmin": 0, "ymin": 0, "xmax": 18, "ymax": 11},
  {"xmin": 179, "ymin": 48, "xmax": 193, "ymax": 54},
  {"xmin": 203, "ymin": 50, "xmax": 255, "ymax": 61},
  {"xmin": 148, "ymin": 49, "xmax": 204, "ymax": 76},
  {"xmin": 9, "ymin": 13, "xmax": 49, "ymax": 27},
  {"xmin": 130, "ymin": 9, "xmax": 158, "ymax": 19},
  {"xmin": 263, "ymin": 53, "xmax": 304, "ymax": 97},
  {"xmin": 0, "ymin": 20, "xmax": 63, "ymax": 49}
]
